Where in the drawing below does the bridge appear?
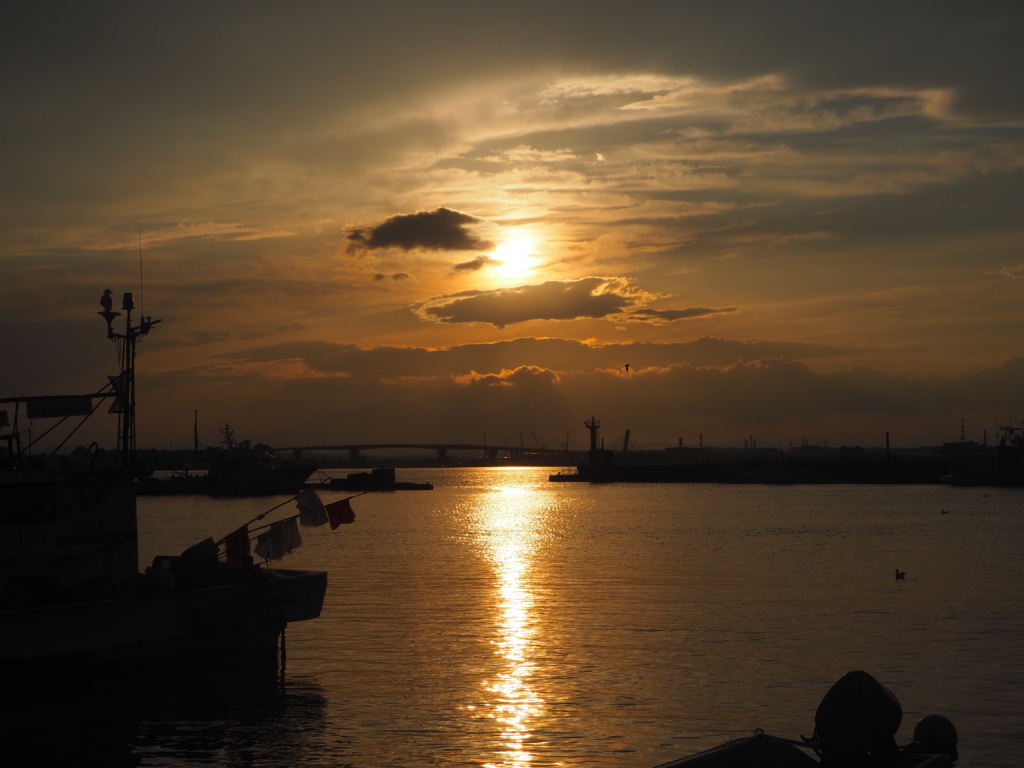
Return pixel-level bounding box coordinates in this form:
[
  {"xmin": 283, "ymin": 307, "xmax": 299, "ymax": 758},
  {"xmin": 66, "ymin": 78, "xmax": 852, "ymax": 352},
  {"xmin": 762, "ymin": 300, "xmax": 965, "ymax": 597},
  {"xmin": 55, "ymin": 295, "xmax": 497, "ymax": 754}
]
[{"xmin": 274, "ymin": 443, "xmax": 569, "ymax": 462}]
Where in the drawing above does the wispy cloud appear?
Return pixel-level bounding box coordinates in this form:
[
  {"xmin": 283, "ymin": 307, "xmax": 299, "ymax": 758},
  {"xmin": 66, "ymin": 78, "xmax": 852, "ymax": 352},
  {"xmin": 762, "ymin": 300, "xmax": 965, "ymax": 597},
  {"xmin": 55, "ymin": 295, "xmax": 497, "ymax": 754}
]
[
  {"xmin": 624, "ymin": 306, "xmax": 737, "ymax": 322},
  {"xmin": 996, "ymin": 262, "xmax": 1024, "ymax": 278},
  {"xmin": 452, "ymin": 255, "xmax": 496, "ymax": 272}
]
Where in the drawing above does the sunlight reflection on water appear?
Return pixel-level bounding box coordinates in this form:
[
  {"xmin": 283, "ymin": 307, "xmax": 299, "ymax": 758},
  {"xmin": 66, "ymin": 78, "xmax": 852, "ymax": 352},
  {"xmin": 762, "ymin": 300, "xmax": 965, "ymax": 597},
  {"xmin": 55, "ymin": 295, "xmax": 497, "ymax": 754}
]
[{"xmin": 474, "ymin": 478, "xmax": 547, "ymax": 767}]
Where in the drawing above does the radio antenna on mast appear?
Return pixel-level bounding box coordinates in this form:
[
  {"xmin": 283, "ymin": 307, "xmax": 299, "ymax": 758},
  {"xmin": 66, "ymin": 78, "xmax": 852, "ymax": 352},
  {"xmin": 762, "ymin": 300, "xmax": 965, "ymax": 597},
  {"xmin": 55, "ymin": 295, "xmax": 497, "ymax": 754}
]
[{"xmin": 138, "ymin": 222, "xmax": 145, "ymax": 316}]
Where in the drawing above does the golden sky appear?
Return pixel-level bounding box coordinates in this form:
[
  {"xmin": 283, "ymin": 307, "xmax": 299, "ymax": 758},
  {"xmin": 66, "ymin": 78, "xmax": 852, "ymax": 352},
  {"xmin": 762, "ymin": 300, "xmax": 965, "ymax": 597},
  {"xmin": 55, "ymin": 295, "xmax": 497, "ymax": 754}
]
[{"xmin": 3, "ymin": 3, "xmax": 1024, "ymax": 450}]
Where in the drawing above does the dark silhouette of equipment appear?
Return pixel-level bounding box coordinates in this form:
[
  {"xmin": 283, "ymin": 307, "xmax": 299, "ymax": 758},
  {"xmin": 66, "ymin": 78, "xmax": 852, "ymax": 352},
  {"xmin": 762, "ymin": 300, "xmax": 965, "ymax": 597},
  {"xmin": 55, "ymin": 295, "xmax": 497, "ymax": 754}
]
[
  {"xmin": 659, "ymin": 671, "xmax": 957, "ymax": 767},
  {"xmin": 584, "ymin": 417, "xmax": 600, "ymax": 451},
  {"xmin": 905, "ymin": 714, "xmax": 958, "ymax": 762},
  {"xmin": 895, "ymin": 569, "xmax": 906, "ymax": 580},
  {"xmin": 809, "ymin": 671, "xmax": 902, "ymax": 767}
]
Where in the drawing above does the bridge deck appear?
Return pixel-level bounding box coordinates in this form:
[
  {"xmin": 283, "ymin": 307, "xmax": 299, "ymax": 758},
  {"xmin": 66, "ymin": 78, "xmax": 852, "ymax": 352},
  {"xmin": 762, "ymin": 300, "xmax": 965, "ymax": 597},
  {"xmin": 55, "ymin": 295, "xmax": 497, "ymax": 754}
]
[{"xmin": 275, "ymin": 443, "xmax": 566, "ymax": 454}]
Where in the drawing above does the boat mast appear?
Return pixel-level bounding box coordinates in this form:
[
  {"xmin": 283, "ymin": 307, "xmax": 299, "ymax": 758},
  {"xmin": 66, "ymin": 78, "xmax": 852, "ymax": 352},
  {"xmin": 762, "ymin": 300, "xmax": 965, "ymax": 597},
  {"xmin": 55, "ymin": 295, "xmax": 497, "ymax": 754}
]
[{"xmin": 99, "ymin": 291, "xmax": 160, "ymax": 468}]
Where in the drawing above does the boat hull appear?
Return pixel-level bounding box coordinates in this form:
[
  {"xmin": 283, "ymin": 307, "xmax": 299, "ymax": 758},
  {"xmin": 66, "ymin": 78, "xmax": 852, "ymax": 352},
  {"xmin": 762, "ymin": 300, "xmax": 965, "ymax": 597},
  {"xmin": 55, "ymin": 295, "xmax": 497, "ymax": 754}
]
[
  {"xmin": 654, "ymin": 735, "xmax": 952, "ymax": 767},
  {"xmin": 326, "ymin": 478, "xmax": 433, "ymax": 491},
  {"xmin": 0, "ymin": 568, "xmax": 326, "ymax": 668},
  {"xmin": 207, "ymin": 464, "xmax": 317, "ymax": 496}
]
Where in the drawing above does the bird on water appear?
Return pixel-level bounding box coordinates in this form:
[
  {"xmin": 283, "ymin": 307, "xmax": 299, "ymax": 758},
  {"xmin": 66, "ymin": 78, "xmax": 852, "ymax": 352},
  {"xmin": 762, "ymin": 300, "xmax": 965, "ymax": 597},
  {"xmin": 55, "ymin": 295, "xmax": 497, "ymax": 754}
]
[{"xmin": 895, "ymin": 569, "xmax": 906, "ymax": 580}]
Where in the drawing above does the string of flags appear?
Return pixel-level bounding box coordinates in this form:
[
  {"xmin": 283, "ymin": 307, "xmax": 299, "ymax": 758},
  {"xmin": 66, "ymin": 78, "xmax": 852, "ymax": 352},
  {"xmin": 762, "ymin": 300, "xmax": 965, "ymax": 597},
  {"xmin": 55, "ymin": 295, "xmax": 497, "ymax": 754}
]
[{"xmin": 219, "ymin": 488, "xmax": 358, "ymax": 566}]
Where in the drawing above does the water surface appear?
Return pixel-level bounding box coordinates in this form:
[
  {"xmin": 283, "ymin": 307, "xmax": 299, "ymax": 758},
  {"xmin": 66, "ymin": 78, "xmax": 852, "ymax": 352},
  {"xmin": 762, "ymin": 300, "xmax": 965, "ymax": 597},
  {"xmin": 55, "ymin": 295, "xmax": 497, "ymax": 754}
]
[{"xmin": 26, "ymin": 469, "xmax": 1024, "ymax": 766}]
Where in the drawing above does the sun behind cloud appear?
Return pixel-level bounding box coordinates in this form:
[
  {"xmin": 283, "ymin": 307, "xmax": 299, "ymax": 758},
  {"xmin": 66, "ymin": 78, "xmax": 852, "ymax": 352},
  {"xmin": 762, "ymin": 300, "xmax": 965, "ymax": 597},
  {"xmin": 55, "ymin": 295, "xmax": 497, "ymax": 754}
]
[{"xmin": 492, "ymin": 239, "xmax": 537, "ymax": 279}]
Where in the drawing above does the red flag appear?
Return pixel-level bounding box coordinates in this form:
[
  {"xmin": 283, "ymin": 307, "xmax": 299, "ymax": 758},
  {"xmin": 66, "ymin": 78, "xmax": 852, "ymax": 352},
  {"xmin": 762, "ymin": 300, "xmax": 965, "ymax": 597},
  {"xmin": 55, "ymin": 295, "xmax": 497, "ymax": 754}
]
[
  {"xmin": 224, "ymin": 525, "xmax": 250, "ymax": 566},
  {"xmin": 325, "ymin": 498, "xmax": 355, "ymax": 529}
]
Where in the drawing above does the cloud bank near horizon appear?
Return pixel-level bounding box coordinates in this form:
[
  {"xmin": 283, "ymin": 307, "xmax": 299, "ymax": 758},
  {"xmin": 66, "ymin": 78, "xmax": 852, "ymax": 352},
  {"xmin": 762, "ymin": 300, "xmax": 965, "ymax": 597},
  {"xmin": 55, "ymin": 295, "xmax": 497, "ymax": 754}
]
[{"xmin": 125, "ymin": 353, "xmax": 1024, "ymax": 451}]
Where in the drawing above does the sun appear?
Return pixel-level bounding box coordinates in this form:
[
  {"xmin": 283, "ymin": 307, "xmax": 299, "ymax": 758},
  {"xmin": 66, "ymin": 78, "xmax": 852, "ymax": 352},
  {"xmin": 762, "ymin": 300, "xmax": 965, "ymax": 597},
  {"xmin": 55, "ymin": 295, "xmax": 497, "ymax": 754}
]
[{"xmin": 492, "ymin": 239, "xmax": 536, "ymax": 278}]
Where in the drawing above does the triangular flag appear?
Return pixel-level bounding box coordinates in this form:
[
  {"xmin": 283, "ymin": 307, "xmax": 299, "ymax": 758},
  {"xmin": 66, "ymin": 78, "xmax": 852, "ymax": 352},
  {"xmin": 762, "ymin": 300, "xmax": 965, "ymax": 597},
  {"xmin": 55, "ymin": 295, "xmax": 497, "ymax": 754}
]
[
  {"xmin": 254, "ymin": 517, "xmax": 302, "ymax": 562},
  {"xmin": 108, "ymin": 374, "xmax": 128, "ymax": 413},
  {"xmin": 296, "ymin": 487, "xmax": 328, "ymax": 526},
  {"xmin": 223, "ymin": 525, "xmax": 250, "ymax": 566},
  {"xmin": 325, "ymin": 498, "xmax": 355, "ymax": 529}
]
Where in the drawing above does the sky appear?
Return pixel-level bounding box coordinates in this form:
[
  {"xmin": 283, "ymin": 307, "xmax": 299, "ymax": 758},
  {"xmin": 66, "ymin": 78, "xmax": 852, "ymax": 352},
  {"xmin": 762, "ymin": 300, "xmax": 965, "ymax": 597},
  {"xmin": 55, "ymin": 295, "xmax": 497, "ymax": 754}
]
[{"xmin": 3, "ymin": 2, "xmax": 1024, "ymax": 452}]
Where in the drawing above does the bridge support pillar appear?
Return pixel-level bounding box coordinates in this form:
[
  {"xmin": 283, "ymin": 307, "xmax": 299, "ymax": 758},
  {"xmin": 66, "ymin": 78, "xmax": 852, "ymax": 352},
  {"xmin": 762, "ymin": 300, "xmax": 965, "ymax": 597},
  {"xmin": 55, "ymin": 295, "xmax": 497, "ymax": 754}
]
[
  {"xmin": 293, "ymin": 449, "xmax": 303, "ymax": 460},
  {"xmin": 437, "ymin": 448, "xmax": 447, "ymax": 461},
  {"xmin": 487, "ymin": 448, "xmax": 498, "ymax": 461},
  {"xmin": 349, "ymin": 448, "xmax": 360, "ymax": 463}
]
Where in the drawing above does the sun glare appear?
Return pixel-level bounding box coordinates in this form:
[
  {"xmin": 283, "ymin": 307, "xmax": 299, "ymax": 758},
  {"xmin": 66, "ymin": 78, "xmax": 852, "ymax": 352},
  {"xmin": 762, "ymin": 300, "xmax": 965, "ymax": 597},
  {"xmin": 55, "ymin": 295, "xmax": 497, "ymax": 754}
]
[{"xmin": 492, "ymin": 240, "xmax": 536, "ymax": 279}]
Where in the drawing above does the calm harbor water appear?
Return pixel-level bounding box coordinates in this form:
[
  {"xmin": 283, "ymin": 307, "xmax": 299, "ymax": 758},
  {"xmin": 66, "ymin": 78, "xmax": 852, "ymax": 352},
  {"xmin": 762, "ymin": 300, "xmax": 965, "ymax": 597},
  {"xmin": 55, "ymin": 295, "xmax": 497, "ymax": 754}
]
[{"xmin": 17, "ymin": 469, "xmax": 1024, "ymax": 766}]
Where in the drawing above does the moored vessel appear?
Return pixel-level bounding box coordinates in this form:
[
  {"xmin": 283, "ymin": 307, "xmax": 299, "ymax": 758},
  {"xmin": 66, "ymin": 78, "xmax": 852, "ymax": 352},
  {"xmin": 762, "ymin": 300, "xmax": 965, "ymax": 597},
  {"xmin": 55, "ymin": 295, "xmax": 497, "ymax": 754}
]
[
  {"xmin": 326, "ymin": 466, "xmax": 433, "ymax": 491},
  {"xmin": 0, "ymin": 289, "xmax": 330, "ymax": 675},
  {"xmin": 940, "ymin": 423, "xmax": 1024, "ymax": 487},
  {"xmin": 205, "ymin": 427, "xmax": 317, "ymax": 496}
]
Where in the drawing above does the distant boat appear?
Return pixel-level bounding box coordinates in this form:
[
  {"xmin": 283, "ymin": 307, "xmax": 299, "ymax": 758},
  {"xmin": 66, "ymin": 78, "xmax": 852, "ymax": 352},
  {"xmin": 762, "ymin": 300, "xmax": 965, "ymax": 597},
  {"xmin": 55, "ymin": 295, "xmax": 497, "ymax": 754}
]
[
  {"xmin": 135, "ymin": 448, "xmax": 315, "ymax": 497},
  {"xmin": 941, "ymin": 423, "xmax": 1024, "ymax": 487},
  {"xmin": 136, "ymin": 424, "xmax": 317, "ymax": 497},
  {"xmin": 134, "ymin": 467, "xmax": 209, "ymax": 496},
  {"xmin": 206, "ymin": 434, "xmax": 317, "ymax": 496},
  {"xmin": 326, "ymin": 466, "xmax": 432, "ymax": 491}
]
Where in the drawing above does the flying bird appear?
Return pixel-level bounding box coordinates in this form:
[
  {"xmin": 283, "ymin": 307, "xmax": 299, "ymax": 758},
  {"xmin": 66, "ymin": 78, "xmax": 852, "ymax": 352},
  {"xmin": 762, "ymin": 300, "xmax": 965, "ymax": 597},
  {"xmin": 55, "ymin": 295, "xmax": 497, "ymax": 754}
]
[
  {"xmin": 624, "ymin": 364, "xmax": 630, "ymax": 373},
  {"xmin": 100, "ymin": 289, "xmax": 113, "ymax": 312}
]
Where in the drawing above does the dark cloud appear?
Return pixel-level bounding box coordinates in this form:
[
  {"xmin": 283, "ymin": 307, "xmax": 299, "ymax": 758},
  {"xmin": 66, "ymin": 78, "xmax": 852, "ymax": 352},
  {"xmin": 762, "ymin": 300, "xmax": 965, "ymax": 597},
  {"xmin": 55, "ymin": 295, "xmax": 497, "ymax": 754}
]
[
  {"xmin": 418, "ymin": 277, "xmax": 736, "ymax": 327},
  {"xmin": 452, "ymin": 255, "xmax": 496, "ymax": 272},
  {"xmin": 420, "ymin": 277, "xmax": 640, "ymax": 327},
  {"xmin": 625, "ymin": 306, "xmax": 738, "ymax": 322},
  {"xmin": 347, "ymin": 208, "xmax": 492, "ymax": 253}
]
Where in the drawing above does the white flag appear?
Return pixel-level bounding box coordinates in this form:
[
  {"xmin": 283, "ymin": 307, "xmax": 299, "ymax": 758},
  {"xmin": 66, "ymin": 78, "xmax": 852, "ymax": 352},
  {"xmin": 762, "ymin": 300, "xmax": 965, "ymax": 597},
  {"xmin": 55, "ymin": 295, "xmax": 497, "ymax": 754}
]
[
  {"xmin": 254, "ymin": 517, "xmax": 302, "ymax": 561},
  {"xmin": 296, "ymin": 487, "xmax": 328, "ymax": 526}
]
